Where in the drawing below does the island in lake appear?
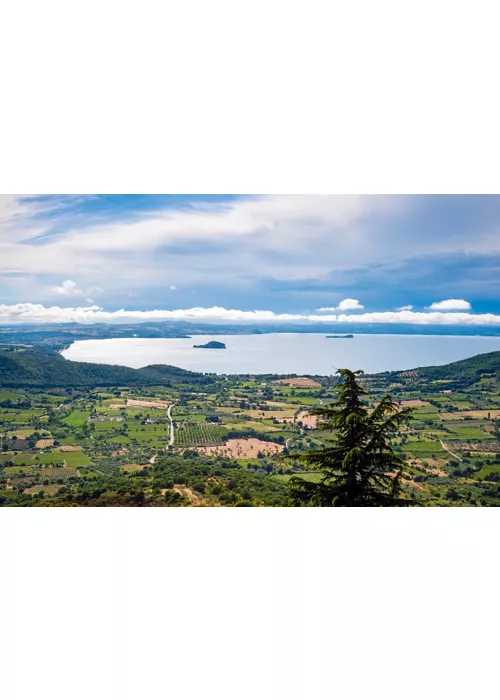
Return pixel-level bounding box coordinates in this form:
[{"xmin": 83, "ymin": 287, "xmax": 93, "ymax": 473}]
[
  {"xmin": 193, "ymin": 341, "xmax": 227, "ymax": 349},
  {"xmin": 326, "ymin": 334, "xmax": 354, "ymax": 339}
]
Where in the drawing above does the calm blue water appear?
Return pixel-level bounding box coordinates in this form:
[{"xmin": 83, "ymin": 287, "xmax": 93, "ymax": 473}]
[{"xmin": 61, "ymin": 334, "xmax": 500, "ymax": 375}]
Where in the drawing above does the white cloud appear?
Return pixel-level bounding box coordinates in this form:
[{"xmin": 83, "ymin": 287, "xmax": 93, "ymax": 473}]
[
  {"xmin": 51, "ymin": 280, "xmax": 82, "ymax": 296},
  {"xmin": 318, "ymin": 299, "xmax": 364, "ymax": 312},
  {"xmin": 428, "ymin": 299, "xmax": 472, "ymax": 311},
  {"xmin": 170, "ymin": 285, "xmax": 177, "ymax": 290},
  {"xmin": 1, "ymin": 303, "xmax": 500, "ymax": 326},
  {"xmin": 397, "ymin": 305, "xmax": 413, "ymax": 311},
  {"xmin": 1, "ymin": 196, "xmax": 500, "ymax": 311},
  {"xmin": 50, "ymin": 280, "xmax": 103, "ymax": 299},
  {"xmin": 0, "ymin": 195, "xmax": 415, "ymax": 281}
]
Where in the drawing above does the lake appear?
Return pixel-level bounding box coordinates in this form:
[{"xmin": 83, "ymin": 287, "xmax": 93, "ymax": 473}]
[{"xmin": 61, "ymin": 334, "xmax": 500, "ymax": 375}]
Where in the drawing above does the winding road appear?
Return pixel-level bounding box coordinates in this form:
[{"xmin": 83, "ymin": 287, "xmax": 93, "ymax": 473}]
[
  {"xmin": 167, "ymin": 404, "xmax": 175, "ymax": 447},
  {"xmin": 149, "ymin": 403, "xmax": 175, "ymax": 464}
]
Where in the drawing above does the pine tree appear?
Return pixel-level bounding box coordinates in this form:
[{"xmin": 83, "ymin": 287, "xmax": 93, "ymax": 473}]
[{"xmin": 290, "ymin": 369, "xmax": 414, "ymax": 506}]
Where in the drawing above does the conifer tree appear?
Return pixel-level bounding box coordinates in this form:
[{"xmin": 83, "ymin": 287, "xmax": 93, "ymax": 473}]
[{"xmin": 290, "ymin": 369, "xmax": 414, "ymax": 506}]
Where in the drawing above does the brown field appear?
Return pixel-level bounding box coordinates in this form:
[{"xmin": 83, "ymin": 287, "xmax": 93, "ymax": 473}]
[
  {"xmin": 296, "ymin": 410, "xmax": 318, "ymax": 429},
  {"xmin": 265, "ymin": 401, "xmax": 299, "ymax": 409},
  {"xmin": 244, "ymin": 409, "xmax": 296, "ymax": 420},
  {"xmin": 421, "ymin": 457, "xmax": 448, "ymax": 468},
  {"xmin": 223, "ymin": 421, "xmax": 281, "ymax": 433},
  {"xmin": 110, "ymin": 399, "xmax": 169, "ymax": 410},
  {"xmin": 57, "ymin": 445, "xmax": 83, "ymax": 452},
  {"xmin": 409, "ymin": 458, "xmax": 448, "ymax": 477},
  {"xmin": 35, "ymin": 439, "xmax": 55, "ymax": 449},
  {"xmin": 274, "ymin": 377, "xmax": 322, "ymax": 387},
  {"xmin": 24, "ymin": 484, "xmax": 62, "ymax": 496},
  {"xmin": 399, "ymin": 400, "xmax": 431, "ymax": 407},
  {"xmin": 198, "ymin": 438, "xmax": 284, "ymax": 459},
  {"xmin": 440, "ymin": 410, "xmax": 500, "ymax": 420},
  {"xmin": 120, "ymin": 463, "xmax": 148, "ymax": 473}
]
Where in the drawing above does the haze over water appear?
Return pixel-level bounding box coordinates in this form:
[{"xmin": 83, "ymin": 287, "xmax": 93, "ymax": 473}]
[{"xmin": 61, "ymin": 334, "xmax": 500, "ymax": 375}]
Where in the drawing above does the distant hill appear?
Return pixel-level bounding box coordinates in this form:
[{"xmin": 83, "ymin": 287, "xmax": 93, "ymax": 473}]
[
  {"xmin": 380, "ymin": 350, "xmax": 500, "ymax": 388},
  {"xmin": 416, "ymin": 351, "xmax": 500, "ymax": 383},
  {"xmin": 3, "ymin": 346, "xmax": 500, "ymax": 390},
  {"xmin": 0, "ymin": 349, "xmax": 212, "ymax": 388}
]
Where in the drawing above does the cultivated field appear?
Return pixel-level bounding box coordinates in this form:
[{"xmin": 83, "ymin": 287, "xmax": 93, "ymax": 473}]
[
  {"xmin": 198, "ymin": 438, "xmax": 285, "ymax": 459},
  {"xmin": 175, "ymin": 422, "xmax": 227, "ymax": 447},
  {"xmin": 273, "ymin": 377, "xmax": 322, "ymax": 387}
]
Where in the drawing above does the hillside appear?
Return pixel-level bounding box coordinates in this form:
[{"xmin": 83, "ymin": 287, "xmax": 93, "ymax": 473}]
[
  {"xmin": 417, "ymin": 350, "xmax": 500, "ymax": 381},
  {"xmin": 0, "ymin": 349, "xmax": 211, "ymax": 388},
  {"xmin": 383, "ymin": 350, "xmax": 500, "ymax": 387}
]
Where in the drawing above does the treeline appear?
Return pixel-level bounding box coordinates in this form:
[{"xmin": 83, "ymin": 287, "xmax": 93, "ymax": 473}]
[{"xmin": 0, "ymin": 349, "xmax": 213, "ymax": 389}]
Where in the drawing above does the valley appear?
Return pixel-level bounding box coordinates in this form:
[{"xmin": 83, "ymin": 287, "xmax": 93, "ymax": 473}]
[{"xmin": 1, "ymin": 347, "xmax": 500, "ymax": 506}]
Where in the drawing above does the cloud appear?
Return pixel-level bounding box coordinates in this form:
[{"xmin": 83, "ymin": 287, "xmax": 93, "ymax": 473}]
[
  {"xmin": 428, "ymin": 299, "xmax": 472, "ymax": 311},
  {"xmin": 318, "ymin": 299, "xmax": 365, "ymax": 312},
  {"xmin": 50, "ymin": 280, "xmax": 103, "ymax": 299},
  {"xmin": 0, "ymin": 195, "xmax": 413, "ymax": 282},
  {"xmin": 397, "ymin": 305, "xmax": 413, "ymax": 311},
  {"xmin": 1, "ymin": 303, "xmax": 500, "ymax": 326},
  {"xmin": 170, "ymin": 285, "xmax": 177, "ymax": 290},
  {"xmin": 51, "ymin": 280, "xmax": 82, "ymax": 296},
  {"xmin": 2, "ymin": 195, "xmax": 500, "ymax": 315}
]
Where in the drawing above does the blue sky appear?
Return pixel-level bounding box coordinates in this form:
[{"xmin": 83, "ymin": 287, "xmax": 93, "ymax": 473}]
[{"xmin": 1, "ymin": 194, "xmax": 500, "ymax": 325}]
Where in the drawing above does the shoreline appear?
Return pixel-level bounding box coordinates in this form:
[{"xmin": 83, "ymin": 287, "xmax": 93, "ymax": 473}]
[{"xmin": 59, "ymin": 334, "xmax": 500, "ymax": 377}]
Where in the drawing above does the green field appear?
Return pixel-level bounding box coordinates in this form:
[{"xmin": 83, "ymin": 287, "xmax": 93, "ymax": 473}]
[
  {"xmin": 0, "ymin": 390, "xmax": 24, "ymax": 401},
  {"xmin": 63, "ymin": 411, "xmax": 91, "ymax": 427},
  {"xmin": 404, "ymin": 440, "xmax": 446, "ymax": 455},
  {"xmin": 0, "ymin": 408, "xmax": 46, "ymax": 423}
]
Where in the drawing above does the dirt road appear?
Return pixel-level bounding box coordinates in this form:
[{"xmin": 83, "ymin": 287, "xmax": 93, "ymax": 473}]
[{"xmin": 440, "ymin": 440, "xmax": 462, "ymax": 462}]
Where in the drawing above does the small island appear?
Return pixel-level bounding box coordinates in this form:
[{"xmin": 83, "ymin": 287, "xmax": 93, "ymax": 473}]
[
  {"xmin": 193, "ymin": 341, "xmax": 227, "ymax": 349},
  {"xmin": 326, "ymin": 334, "xmax": 354, "ymax": 339}
]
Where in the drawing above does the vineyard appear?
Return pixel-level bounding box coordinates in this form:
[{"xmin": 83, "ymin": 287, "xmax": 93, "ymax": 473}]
[
  {"xmin": 41, "ymin": 467, "xmax": 78, "ymax": 477},
  {"xmin": 175, "ymin": 422, "xmax": 227, "ymax": 447}
]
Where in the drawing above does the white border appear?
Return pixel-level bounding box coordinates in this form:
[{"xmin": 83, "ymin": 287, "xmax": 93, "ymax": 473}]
[{"xmin": 1, "ymin": 0, "xmax": 499, "ymax": 697}]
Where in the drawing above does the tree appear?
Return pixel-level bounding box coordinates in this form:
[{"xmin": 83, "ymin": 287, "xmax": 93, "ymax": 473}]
[{"xmin": 290, "ymin": 369, "xmax": 414, "ymax": 507}]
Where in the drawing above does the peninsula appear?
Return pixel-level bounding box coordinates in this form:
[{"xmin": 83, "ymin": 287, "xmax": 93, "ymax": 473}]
[
  {"xmin": 326, "ymin": 334, "xmax": 354, "ymax": 339},
  {"xmin": 193, "ymin": 341, "xmax": 227, "ymax": 349}
]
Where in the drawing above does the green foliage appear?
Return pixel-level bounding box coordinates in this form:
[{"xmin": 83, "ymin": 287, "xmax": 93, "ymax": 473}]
[
  {"xmin": 0, "ymin": 349, "xmax": 212, "ymax": 389},
  {"xmin": 399, "ymin": 351, "xmax": 500, "ymax": 388},
  {"xmin": 2, "ymin": 347, "xmax": 500, "ymax": 508},
  {"xmin": 290, "ymin": 369, "xmax": 414, "ymax": 507}
]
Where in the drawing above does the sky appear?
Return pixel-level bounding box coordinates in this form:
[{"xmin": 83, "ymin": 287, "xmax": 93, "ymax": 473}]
[{"xmin": 1, "ymin": 193, "xmax": 500, "ymax": 326}]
